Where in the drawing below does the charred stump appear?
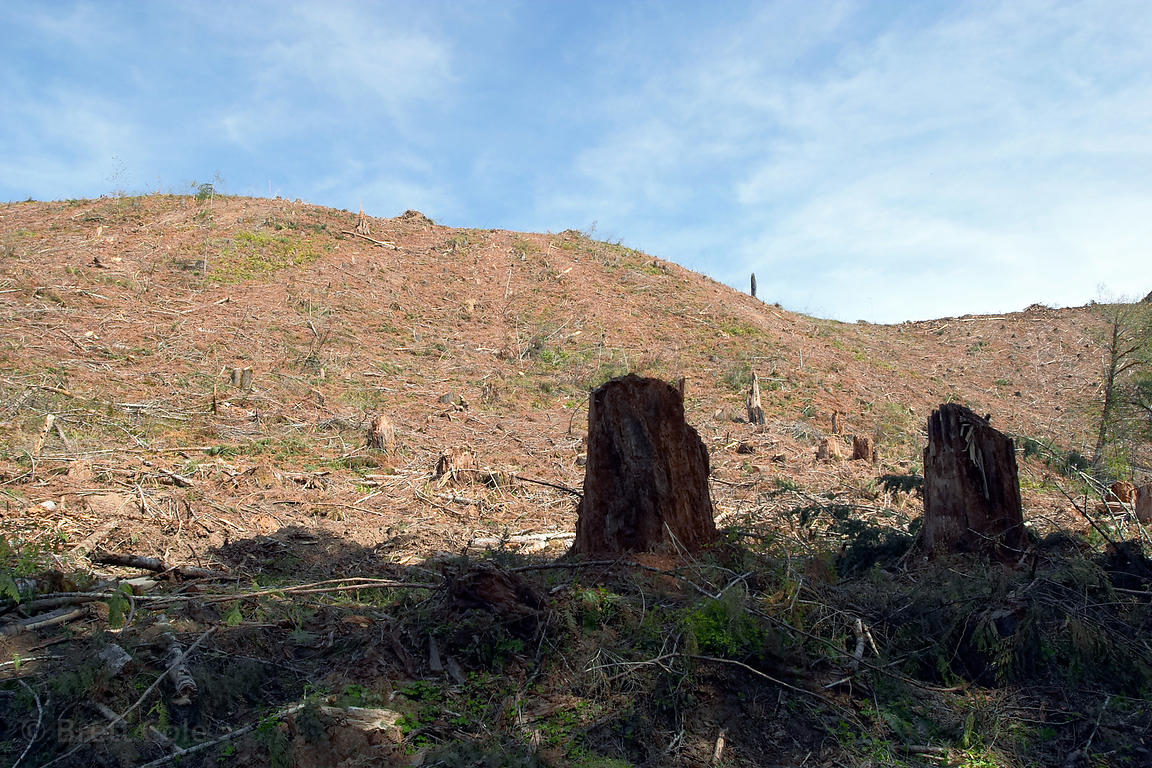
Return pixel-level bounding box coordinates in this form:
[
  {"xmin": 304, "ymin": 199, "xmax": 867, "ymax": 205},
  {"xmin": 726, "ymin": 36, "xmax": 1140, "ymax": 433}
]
[
  {"xmin": 572, "ymin": 375, "xmax": 716, "ymax": 555},
  {"xmin": 923, "ymin": 404, "xmax": 1027, "ymax": 558}
]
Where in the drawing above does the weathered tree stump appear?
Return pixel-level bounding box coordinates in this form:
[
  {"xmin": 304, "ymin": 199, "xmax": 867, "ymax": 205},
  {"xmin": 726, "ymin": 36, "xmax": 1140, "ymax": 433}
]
[
  {"xmin": 366, "ymin": 413, "xmax": 395, "ymax": 453},
  {"xmin": 816, "ymin": 437, "xmax": 843, "ymax": 461},
  {"xmin": 750, "ymin": 272, "xmax": 757, "ymax": 298},
  {"xmin": 1136, "ymin": 484, "xmax": 1151, "ymax": 524},
  {"xmin": 434, "ymin": 447, "xmax": 477, "ymax": 485},
  {"xmin": 831, "ymin": 410, "xmax": 841, "ymax": 435},
  {"xmin": 851, "ymin": 434, "xmax": 875, "ymax": 463},
  {"xmin": 572, "ymin": 375, "xmax": 716, "ymax": 555},
  {"xmin": 923, "ymin": 404, "xmax": 1027, "ymax": 557},
  {"xmin": 746, "ymin": 375, "xmax": 765, "ymax": 425},
  {"xmin": 355, "ymin": 207, "xmax": 372, "ymax": 236}
]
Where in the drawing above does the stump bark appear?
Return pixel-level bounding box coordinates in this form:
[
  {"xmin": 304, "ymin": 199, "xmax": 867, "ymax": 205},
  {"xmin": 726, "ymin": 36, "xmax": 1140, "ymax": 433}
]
[
  {"xmin": 851, "ymin": 435, "xmax": 875, "ymax": 463},
  {"xmin": 1136, "ymin": 484, "xmax": 1152, "ymax": 524},
  {"xmin": 746, "ymin": 375, "xmax": 765, "ymax": 425},
  {"xmin": 366, "ymin": 413, "xmax": 395, "ymax": 453},
  {"xmin": 923, "ymin": 404, "xmax": 1027, "ymax": 557},
  {"xmin": 816, "ymin": 437, "xmax": 843, "ymax": 462},
  {"xmin": 572, "ymin": 375, "xmax": 716, "ymax": 555}
]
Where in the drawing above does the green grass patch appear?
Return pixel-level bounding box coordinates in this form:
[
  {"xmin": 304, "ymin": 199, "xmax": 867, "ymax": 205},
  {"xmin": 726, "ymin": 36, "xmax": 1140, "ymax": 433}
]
[{"xmin": 208, "ymin": 231, "xmax": 331, "ymax": 283}]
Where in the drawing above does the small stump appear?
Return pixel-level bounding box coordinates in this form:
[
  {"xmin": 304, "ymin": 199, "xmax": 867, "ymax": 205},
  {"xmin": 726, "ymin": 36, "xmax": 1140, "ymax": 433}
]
[
  {"xmin": 923, "ymin": 404, "xmax": 1026, "ymax": 558},
  {"xmin": 366, "ymin": 414, "xmax": 395, "ymax": 453},
  {"xmin": 572, "ymin": 375, "xmax": 716, "ymax": 555},
  {"xmin": 816, "ymin": 437, "xmax": 843, "ymax": 462},
  {"xmin": 851, "ymin": 435, "xmax": 876, "ymax": 463}
]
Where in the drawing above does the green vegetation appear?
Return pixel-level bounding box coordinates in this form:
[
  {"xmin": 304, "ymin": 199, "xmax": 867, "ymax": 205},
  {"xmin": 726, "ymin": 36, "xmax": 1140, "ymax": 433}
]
[
  {"xmin": 1089, "ymin": 300, "xmax": 1152, "ymax": 482},
  {"xmin": 207, "ymin": 230, "xmax": 331, "ymax": 283}
]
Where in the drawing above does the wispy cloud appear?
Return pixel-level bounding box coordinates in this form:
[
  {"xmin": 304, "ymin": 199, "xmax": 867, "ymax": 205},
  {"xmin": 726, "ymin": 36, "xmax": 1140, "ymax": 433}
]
[{"xmin": 536, "ymin": 0, "xmax": 1152, "ymax": 320}]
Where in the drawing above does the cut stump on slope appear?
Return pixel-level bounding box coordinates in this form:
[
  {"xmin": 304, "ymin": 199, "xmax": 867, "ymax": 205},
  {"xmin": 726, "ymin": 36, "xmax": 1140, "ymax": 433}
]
[
  {"xmin": 851, "ymin": 435, "xmax": 876, "ymax": 463},
  {"xmin": 923, "ymin": 403, "xmax": 1027, "ymax": 559},
  {"xmin": 1136, "ymin": 484, "xmax": 1151, "ymax": 524},
  {"xmin": 571, "ymin": 375, "xmax": 716, "ymax": 556}
]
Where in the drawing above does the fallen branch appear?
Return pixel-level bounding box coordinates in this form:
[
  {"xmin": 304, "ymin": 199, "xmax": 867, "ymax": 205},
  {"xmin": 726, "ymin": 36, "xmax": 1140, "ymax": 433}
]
[
  {"xmin": 135, "ymin": 701, "xmax": 306, "ymax": 768},
  {"xmin": 164, "ymin": 632, "xmax": 198, "ymax": 705},
  {"xmin": 42, "ymin": 626, "xmax": 217, "ymax": 768},
  {"xmin": 156, "ymin": 467, "xmax": 194, "ymax": 487},
  {"xmin": 199, "ymin": 576, "xmax": 438, "ymax": 604},
  {"xmin": 340, "ymin": 230, "xmax": 398, "ymax": 249},
  {"xmin": 2, "ymin": 591, "xmax": 111, "ymax": 615},
  {"xmin": 11, "ymin": 679, "xmax": 43, "ymax": 768},
  {"xmin": 1, "ymin": 605, "xmax": 90, "ymax": 637},
  {"xmin": 73, "ymin": 520, "xmax": 119, "ymax": 558},
  {"xmin": 469, "ymin": 532, "xmax": 575, "ymax": 549},
  {"xmin": 93, "ymin": 551, "xmax": 232, "ymax": 580},
  {"xmin": 512, "ymin": 473, "xmax": 581, "ymax": 497}
]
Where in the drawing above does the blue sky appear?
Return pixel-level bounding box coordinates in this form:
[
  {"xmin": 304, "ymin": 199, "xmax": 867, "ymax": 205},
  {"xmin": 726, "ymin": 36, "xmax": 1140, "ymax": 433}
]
[{"xmin": 3, "ymin": 1, "xmax": 1151, "ymax": 322}]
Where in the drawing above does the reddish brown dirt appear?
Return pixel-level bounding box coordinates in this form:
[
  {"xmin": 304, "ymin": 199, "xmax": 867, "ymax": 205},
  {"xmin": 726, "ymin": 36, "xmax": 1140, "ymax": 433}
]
[{"xmin": 0, "ymin": 194, "xmax": 1119, "ymax": 572}]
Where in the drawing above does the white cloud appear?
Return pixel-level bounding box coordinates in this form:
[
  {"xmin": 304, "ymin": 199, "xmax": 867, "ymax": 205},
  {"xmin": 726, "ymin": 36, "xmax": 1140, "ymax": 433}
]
[
  {"xmin": 539, "ymin": 0, "xmax": 1152, "ymax": 321},
  {"xmin": 230, "ymin": 3, "xmax": 455, "ymax": 142}
]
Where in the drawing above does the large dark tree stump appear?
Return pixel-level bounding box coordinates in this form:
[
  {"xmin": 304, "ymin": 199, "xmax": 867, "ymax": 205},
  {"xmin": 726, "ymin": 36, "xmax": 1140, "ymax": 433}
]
[
  {"xmin": 923, "ymin": 404, "xmax": 1027, "ymax": 557},
  {"xmin": 572, "ymin": 375, "xmax": 716, "ymax": 555}
]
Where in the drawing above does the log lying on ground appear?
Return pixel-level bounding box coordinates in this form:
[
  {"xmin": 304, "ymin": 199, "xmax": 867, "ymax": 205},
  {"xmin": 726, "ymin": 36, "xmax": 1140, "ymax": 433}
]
[
  {"xmin": 94, "ymin": 551, "xmax": 232, "ymax": 580},
  {"xmin": 572, "ymin": 375, "xmax": 716, "ymax": 555},
  {"xmin": 923, "ymin": 404, "xmax": 1027, "ymax": 558}
]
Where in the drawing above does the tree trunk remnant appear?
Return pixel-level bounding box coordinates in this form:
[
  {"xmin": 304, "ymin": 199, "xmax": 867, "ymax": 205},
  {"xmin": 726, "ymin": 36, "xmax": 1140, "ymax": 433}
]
[
  {"xmin": 746, "ymin": 375, "xmax": 765, "ymax": 425},
  {"xmin": 366, "ymin": 413, "xmax": 395, "ymax": 454},
  {"xmin": 750, "ymin": 273, "xmax": 757, "ymax": 298},
  {"xmin": 1136, "ymin": 484, "xmax": 1151, "ymax": 524},
  {"xmin": 816, "ymin": 437, "xmax": 843, "ymax": 462},
  {"xmin": 851, "ymin": 435, "xmax": 875, "ymax": 463},
  {"xmin": 572, "ymin": 375, "xmax": 716, "ymax": 556},
  {"xmin": 923, "ymin": 404, "xmax": 1027, "ymax": 557}
]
